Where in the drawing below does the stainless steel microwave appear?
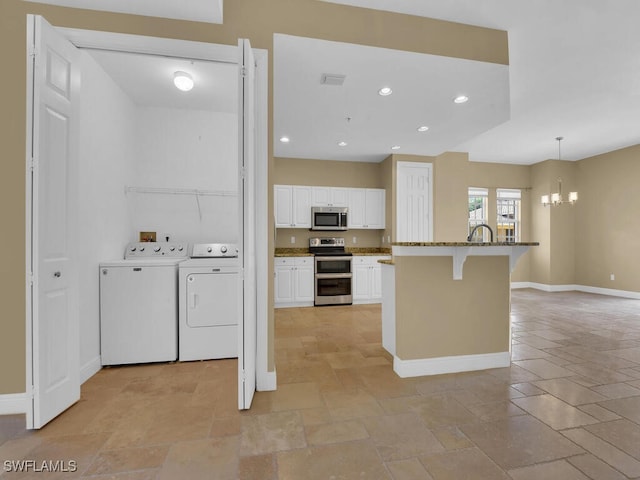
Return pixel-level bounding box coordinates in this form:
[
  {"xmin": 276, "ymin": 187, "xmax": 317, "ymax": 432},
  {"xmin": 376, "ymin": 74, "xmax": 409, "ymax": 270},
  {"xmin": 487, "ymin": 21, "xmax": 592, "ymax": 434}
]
[{"xmin": 311, "ymin": 206, "xmax": 348, "ymax": 231}]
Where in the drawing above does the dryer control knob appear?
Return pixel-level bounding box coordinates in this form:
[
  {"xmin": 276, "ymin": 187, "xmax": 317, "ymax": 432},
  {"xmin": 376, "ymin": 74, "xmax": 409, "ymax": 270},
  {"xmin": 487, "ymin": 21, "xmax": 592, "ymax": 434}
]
[
  {"xmin": 178, "ymin": 245, "xmax": 184, "ymax": 251},
  {"xmin": 220, "ymin": 246, "xmax": 228, "ymax": 253},
  {"xmin": 129, "ymin": 247, "xmax": 136, "ymax": 252},
  {"xmin": 207, "ymin": 247, "xmax": 213, "ymax": 253},
  {"xmin": 139, "ymin": 247, "xmax": 145, "ymax": 252},
  {"xmin": 169, "ymin": 246, "xmax": 175, "ymax": 251},
  {"xmin": 154, "ymin": 246, "xmax": 161, "ymax": 252}
]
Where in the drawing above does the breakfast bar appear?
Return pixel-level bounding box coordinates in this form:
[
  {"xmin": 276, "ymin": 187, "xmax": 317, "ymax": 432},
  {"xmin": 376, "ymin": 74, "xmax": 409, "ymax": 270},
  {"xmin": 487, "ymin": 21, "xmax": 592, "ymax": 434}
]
[{"xmin": 381, "ymin": 242, "xmax": 538, "ymax": 378}]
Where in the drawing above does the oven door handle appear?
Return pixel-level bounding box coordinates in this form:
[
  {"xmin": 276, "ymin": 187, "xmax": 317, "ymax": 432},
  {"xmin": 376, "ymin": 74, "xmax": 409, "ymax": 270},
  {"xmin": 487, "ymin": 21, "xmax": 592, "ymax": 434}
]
[
  {"xmin": 315, "ymin": 273, "xmax": 353, "ymax": 279},
  {"xmin": 314, "ymin": 256, "xmax": 353, "ymax": 262}
]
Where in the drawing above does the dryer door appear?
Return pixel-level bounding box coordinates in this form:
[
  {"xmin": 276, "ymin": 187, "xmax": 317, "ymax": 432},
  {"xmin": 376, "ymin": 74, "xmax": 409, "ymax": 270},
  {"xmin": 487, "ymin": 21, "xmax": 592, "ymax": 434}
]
[{"xmin": 186, "ymin": 271, "xmax": 239, "ymax": 327}]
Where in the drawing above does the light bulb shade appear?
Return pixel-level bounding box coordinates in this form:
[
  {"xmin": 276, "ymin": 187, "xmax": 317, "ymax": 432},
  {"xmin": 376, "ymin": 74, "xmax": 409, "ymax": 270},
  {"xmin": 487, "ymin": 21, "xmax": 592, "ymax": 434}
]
[
  {"xmin": 551, "ymin": 193, "xmax": 562, "ymax": 205},
  {"xmin": 173, "ymin": 71, "xmax": 194, "ymax": 91},
  {"xmin": 568, "ymin": 191, "xmax": 578, "ymax": 203},
  {"xmin": 541, "ymin": 194, "xmax": 550, "ymax": 206}
]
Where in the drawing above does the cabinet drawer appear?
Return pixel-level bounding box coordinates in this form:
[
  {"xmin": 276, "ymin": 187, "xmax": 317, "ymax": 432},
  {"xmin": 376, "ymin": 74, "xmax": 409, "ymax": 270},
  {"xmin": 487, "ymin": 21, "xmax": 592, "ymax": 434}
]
[
  {"xmin": 294, "ymin": 257, "xmax": 313, "ymax": 266},
  {"xmin": 275, "ymin": 257, "xmax": 295, "ymax": 267}
]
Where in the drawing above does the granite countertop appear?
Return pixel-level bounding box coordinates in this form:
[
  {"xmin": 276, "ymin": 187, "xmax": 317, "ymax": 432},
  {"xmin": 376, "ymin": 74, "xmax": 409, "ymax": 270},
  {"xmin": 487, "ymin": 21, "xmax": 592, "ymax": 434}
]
[
  {"xmin": 378, "ymin": 259, "xmax": 395, "ymax": 265},
  {"xmin": 274, "ymin": 247, "xmax": 392, "ymax": 257},
  {"xmin": 392, "ymin": 242, "xmax": 539, "ymax": 247}
]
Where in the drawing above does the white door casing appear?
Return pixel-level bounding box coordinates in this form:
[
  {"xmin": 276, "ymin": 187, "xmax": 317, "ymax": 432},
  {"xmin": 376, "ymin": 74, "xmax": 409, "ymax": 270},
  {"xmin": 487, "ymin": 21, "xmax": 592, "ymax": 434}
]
[
  {"xmin": 238, "ymin": 38, "xmax": 257, "ymax": 410},
  {"xmin": 27, "ymin": 15, "xmax": 81, "ymax": 429},
  {"xmin": 396, "ymin": 162, "xmax": 433, "ymax": 242}
]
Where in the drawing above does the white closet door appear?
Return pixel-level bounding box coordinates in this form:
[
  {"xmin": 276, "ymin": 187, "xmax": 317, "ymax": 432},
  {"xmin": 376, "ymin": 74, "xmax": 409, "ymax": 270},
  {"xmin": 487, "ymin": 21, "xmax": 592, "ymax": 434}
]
[{"xmin": 396, "ymin": 162, "xmax": 433, "ymax": 242}]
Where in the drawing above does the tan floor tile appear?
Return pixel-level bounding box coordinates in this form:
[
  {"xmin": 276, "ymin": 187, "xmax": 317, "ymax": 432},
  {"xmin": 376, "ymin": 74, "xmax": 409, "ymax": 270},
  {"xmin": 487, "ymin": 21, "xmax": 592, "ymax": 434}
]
[
  {"xmin": 140, "ymin": 406, "xmax": 214, "ymax": 445},
  {"xmin": 158, "ymin": 436, "xmax": 239, "ymax": 480},
  {"xmin": 268, "ymin": 382, "xmax": 324, "ymax": 411},
  {"xmin": 486, "ymin": 365, "xmax": 542, "ymax": 384},
  {"xmin": 564, "ymin": 362, "xmax": 635, "ymax": 385},
  {"xmin": 240, "ymin": 411, "xmax": 306, "ymax": 455},
  {"xmin": 362, "ymin": 413, "xmax": 444, "ymax": 461},
  {"xmin": 238, "ymin": 454, "xmax": 275, "ymax": 480},
  {"xmin": 532, "ymin": 377, "xmax": 608, "ymax": 405},
  {"xmin": 412, "ymin": 394, "xmax": 480, "ymax": 428},
  {"xmin": 513, "ymin": 359, "xmax": 576, "ymax": 379},
  {"xmin": 460, "ymin": 416, "xmax": 584, "ymax": 470},
  {"xmin": 322, "ymin": 389, "xmax": 384, "ymax": 420},
  {"xmin": 85, "ymin": 445, "xmax": 169, "ymax": 476},
  {"xmin": 305, "ymin": 419, "xmax": 369, "ymax": 446},
  {"xmin": 598, "ymin": 395, "xmax": 640, "ymax": 423},
  {"xmin": 511, "ymin": 343, "xmax": 551, "ymax": 361},
  {"xmin": 429, "ymin": 425, "xmax": 474, "ymax": 450},
  {"xmin": 607, "ymin": 346, "xmax": 640, "ymax": 363},
  {"xmin": 508, "ymin": 459, "xmax": 590, "ymax": 480},
  {"xmin": 385, "ymin": 458, "xmax": 434, "ymax": 480},
  {"xmin": 464, "ymin": 400, "xmax": 526, "ymax": 421},
  {"xmin": 512, "ymin": 394, "xmax": 599, "ymax": 430},
  {"xmin": 81, "ymin": 470, "xmax": 160, "ymax": 479},
  {"xmin": 585, "ymin": 419, "xmax": 640, "ymax": 460},
  {"xmin": 567, "ymin": 454, "xmax": 628, "ymax": 480},
  {"xmin": 511, "ymin": 382, "xmax": 546, "ymax": 396},
  {"xmin": 210, "ymin": 416, "xmax": 241, "ymax": 437},
  {"xmin": 420, "ymin": 447, "xmax": 511, "ymax": 480},
  {"xmin": 577, "ymin": 403, "xmax": 622, "ymax": 422},
  {"xmin": 591, "ymin": 382, "xmax": 640, "ymax": 399},
  {"xmin": 276, "ymin": 441, "xmax": 391, "ymax": 480},
  {"xmin": 562, "ymin": 428, "xmax": 640, "ymax": 478},
  {"xmin": 299, "ymin": 407, "xmax": 332, "ymax": 426}
]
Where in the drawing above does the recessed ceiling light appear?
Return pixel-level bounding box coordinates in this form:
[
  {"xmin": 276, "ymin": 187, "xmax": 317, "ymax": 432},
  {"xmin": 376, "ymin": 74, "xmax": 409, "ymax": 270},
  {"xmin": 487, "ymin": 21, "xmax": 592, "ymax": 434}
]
[
  {"xmin": 417, "ymin": 126, "xmax": 429, "ymax": 132},
  {"xmin": 378, "ymin": 87, "xmax": 393, "ymax": 96},
  {"xmin": 279, "ymin": 136, "xmax": 290, "ymax": 143},
  {"xmin": 391, "ymin": 145, "xmax": 401, "ymax": 150},
  {"xmin": 173, "ymin": 71, "xmax": 194, "ymax": 92},
  {"xmin": 337, "ymin": 141, "xmax": 348, "ymax": 147},
  {"xmin": 453, "ymin": 95, "xmax": 469, "ymax": 104}
]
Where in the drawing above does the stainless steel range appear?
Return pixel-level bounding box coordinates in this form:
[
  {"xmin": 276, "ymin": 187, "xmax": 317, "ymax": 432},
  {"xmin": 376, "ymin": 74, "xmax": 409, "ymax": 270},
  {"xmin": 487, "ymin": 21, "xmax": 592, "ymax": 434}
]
[{"xmin": 309, "ymin": 237, "xmax": 352, "ymax": 306}]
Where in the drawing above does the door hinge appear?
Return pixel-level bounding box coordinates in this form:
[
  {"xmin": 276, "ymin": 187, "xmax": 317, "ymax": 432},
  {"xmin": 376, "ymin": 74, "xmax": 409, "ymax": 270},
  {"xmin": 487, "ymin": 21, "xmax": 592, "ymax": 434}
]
[
  {"xmin": 240, "ymin": 167, "xmax": 247, "ymax": 179},
  {"xmin": 241, "ymin": 66, "xmax": 247, "ymax": 78},
  {"xmin": 28, "ymin": 46, "xmax": 38, "ymax": 59}
]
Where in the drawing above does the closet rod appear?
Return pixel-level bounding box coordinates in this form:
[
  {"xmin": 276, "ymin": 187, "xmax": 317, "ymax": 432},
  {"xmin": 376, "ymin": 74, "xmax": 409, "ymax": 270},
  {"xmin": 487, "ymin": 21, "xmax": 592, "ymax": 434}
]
[{"xmin": 124, "ymin": 186, "xmax": 237, "ymax": 197}]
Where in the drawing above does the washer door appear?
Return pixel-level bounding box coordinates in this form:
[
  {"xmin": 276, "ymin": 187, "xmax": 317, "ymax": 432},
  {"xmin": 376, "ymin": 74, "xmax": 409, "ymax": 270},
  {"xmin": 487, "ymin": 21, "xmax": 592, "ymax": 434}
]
[{"xmin": 186, "ymin": 271, "xmax": 239, "ymax": 327}]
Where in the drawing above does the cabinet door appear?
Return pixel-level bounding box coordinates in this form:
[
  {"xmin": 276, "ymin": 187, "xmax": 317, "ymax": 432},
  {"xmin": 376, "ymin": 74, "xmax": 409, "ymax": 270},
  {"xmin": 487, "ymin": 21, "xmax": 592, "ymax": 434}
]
[
  {"xmin": 365, "ymin": 189, "xmax": 386, "ymax": 229},
  {"xmin": 295, "ymin": 264, "xmax": 315, "ymax": 302},
  {"xmin": 352, "ymin": 262, "xmax": 371, "ymax": 300},
  {"xmin": 274, "ymin": 185, "xmax": 293, "ymax": 227},
  {"xmin": 330, "ymin": 187, "xmax": 350, "ymax": 206},
  {"xmin": 348, "ymin": 188, "xmax": 366, "ymax": 228},
  {"xmin": 311, "ymin": 186, "xmax": 330, "ymax": 206},
  {"xmin": 371, "ymin": 263, "xmax": 383, "ymax": 299},
  {"xmin": 274, "ymin": 265, "xmax": 294, "ymax": 303},
  {"xmin": 292, "ymin": 186, "xmax": 312, "ymax": 227}
]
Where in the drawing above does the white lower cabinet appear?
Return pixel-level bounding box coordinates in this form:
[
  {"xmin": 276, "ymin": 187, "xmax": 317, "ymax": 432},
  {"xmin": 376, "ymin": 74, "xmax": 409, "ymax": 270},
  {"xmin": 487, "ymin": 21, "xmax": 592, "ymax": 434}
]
[
  {"xmin": 352, "ymin": 255, "xmax": 391, "ymax": 304},
  {"xmin": 274, "ymin": 256, "xmax": 314, "ymax": 307}
]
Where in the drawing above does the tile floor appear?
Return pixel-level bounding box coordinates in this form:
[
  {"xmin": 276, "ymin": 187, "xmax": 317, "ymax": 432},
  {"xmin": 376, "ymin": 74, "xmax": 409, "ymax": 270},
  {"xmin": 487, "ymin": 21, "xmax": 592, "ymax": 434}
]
[{"xmin": 2, "ymin": 289, "xmax": 640, "ymax": 479}]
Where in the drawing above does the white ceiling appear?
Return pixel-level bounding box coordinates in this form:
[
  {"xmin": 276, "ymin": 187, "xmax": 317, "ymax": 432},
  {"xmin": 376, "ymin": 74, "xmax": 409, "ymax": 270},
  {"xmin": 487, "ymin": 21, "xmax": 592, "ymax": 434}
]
[
  {"xmin": 87, "ymin": 50, "xmax": 238, "ymax": 113},
  {"xmin": 314, "ymin": 0, "xmax": 640, "ymax": 164},
  {"xmin": 29, "ymin": 0, "xmax": 223, "ymax": 24},
  {"xmin": 274, "ymin": 34, "xmax": 510, "ymax": 163}
]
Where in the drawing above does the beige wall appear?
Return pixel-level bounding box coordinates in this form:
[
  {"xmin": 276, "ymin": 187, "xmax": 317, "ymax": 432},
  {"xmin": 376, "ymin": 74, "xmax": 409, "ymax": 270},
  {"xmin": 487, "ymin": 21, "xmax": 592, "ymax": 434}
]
[
  {"xmin": 394, "ymin": 255, "xmax": 511, "ymax": 359},
  {"xmin": 575, "ymin": 145, "xmax": 640, "ymax": 291},
  {"xmin": 0, "ymin": 0, "xmax": 508, "ymax": 394}
]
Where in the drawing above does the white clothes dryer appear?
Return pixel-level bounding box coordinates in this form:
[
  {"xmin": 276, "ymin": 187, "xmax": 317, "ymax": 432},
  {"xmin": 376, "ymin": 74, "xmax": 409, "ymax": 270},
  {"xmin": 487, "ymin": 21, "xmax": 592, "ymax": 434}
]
[
  {"xmin": 178, "ymin": 243, "xmax": 240, "ymax": 361},
  {"xmin": 99, "ymin": 242, "xmax": 188, "ymax": 365}
]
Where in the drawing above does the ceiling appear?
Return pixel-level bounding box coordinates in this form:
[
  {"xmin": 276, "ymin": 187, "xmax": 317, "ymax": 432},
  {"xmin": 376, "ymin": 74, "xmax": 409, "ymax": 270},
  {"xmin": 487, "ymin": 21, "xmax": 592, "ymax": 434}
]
[
  {"xmin": 278, "ymin": 0, "xmax": 640, "ymax": 165},
  {"xmin": 87, "ymin": 50, "xmax": 238, "ymax": 113}
]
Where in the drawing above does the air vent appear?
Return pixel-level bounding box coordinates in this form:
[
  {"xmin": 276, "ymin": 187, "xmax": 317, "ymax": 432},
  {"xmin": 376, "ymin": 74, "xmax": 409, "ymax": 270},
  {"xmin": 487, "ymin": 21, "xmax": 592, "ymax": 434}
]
[{"xmin": 320, "ymin": 73, "xmax": 346, "ymax": 86}]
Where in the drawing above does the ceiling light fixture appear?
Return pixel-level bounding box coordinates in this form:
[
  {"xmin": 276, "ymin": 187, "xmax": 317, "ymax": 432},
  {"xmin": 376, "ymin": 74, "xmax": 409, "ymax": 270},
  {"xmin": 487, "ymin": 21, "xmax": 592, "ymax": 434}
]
[
  {"xmin": 541, "ymin": 136, "xmax": 578, "ymax": 206},
  {"xmin": 391, "ymin": 145, "xmax": 401, "ymax": 150},
  {"xmin": 453, "ymin": 95, "xmax": 469, "ymax": 104},
  {"xmin": 417, "ymin": 126, "xmax": 429, "ymax": 132},
  {"xmin": 279, "ymin": 136, "xmax": 290, "ymax": 143},
  {"xmin": 378, "ymin": 87, "xmax": 393, "ymax": 96},
  {"xmin": 337, "ymin": 141, "xmax": 348, "ymax": 147},
  {"xmin": 173, "ymin": 71, "xmax": 194, "ymax": 92}
]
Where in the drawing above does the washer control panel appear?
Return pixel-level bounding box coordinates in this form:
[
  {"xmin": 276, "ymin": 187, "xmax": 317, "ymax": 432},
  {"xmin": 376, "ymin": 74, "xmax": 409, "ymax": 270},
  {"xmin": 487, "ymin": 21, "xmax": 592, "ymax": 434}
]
[
  {"xmin": 124, "ymin": 242, "xmax": 188, "ymax": 259},
  {"xmin": 191, "ymin": 243, "xmax": 239, "ymax": 258}
]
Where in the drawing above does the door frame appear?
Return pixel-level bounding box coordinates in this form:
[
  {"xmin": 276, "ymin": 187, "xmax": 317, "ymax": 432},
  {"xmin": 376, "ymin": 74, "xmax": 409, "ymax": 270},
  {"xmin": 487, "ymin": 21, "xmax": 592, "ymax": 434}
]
[{"xmin": 24, "ymin": 23, "xmax": 271, "ymax": 427}]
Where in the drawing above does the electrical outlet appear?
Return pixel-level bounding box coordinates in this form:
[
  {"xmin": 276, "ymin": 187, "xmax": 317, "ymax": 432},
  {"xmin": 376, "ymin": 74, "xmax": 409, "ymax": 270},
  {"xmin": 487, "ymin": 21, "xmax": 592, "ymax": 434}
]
[
  {"xmin": 352, "ymin": 236, "xmax": 357, "ymax": 244},
  {"xmin": 382, "ymin": 236, "xmax": 385, "ymax": 244},
  {"xmin": 290, "ymin": 236, "xmax": 296, "ymax": 244},
  {"xmin": 610, "ymin": 273, "xmax": 615, "ymax": 281},
  {"xmin": 387, "ymin": 235, "xmax": 391, "ymax": 243}
]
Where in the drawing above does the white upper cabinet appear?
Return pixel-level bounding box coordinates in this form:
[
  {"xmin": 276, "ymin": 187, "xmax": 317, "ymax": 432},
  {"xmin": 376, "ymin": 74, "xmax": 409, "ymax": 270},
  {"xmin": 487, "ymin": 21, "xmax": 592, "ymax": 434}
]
[
  {"xmin": 349, "ymin": 188, "xmax": 385, "ymax": 229},
  {"xmin": 312, "ymin": 186, "xmax": 349, "ymax": 207},
  {"xmin": 274, "ymin": 185, "xmax": 311, "ymax": 228}
]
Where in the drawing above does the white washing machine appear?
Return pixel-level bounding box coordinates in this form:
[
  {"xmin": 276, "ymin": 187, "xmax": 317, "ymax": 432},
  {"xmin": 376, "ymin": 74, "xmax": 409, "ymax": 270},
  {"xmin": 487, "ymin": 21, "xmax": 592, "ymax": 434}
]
[
  {"xmin": 99, "ymin": 242, "xmax": 188, "ymax": 365},
  {"xmin": 178, "ymin": 243, "xmax": 240, "ymax": 361}
]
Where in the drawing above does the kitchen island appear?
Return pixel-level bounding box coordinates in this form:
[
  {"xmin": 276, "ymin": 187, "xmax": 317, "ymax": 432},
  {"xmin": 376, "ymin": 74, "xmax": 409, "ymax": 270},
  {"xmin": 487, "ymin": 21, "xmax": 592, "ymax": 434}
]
[{"xmin": 381, "ymin": 242, "xmax": 538, "ymax": 378}]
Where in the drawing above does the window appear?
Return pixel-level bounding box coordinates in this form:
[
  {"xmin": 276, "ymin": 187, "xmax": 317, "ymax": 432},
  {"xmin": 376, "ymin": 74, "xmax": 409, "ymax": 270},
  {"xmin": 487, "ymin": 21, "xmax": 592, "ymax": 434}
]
[
  {"xmin": 497, "ymin": 189, "xmax": 521, "ymax": 242},
  {"xmin": 468, "ymin": 187, "xmax": 488, "ymax": 241}
]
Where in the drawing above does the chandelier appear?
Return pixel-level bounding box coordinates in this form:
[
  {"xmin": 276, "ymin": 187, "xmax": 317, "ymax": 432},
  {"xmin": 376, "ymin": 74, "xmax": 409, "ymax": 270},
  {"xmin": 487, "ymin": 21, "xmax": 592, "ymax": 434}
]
[{"xmin": 541, "ymin": 137, "xmax": 578, "ymax": 207}]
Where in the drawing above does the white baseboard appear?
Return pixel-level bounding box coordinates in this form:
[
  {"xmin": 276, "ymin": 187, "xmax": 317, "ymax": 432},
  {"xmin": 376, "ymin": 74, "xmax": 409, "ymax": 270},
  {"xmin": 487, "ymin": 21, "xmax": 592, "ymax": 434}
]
[
  {"xmin": 274, "ymin": 302, "xmax": 314, "ymax": 309},
  {"xmin": 393, "ymin": 351, "xmax": 510, "ymax": 378},
  {"xmin": 512, "ymin": 282, "xmax": 640, "ymax": 299},
  {"xmin": 80, "ymin": 356, "xmax": 102, "ymax": 384},
  {"xmin": 0, "ymin": 392, "xmax": 30, "ymax": 415},
  {"xmin": 257, "ymin": 368, "xmax": 277, "ymax": 391}
]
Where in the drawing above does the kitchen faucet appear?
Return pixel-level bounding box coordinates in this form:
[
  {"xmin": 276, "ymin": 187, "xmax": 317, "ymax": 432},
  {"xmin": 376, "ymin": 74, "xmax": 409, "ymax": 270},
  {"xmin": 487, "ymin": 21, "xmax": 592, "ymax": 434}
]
[{"xmin": 467, "ymin": 224, "xmax": 494, "ymax": 243}]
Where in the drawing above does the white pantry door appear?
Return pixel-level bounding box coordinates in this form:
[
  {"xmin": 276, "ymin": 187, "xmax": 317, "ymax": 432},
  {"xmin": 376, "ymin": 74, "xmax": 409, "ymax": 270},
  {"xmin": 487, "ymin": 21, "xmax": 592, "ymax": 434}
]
[
  {"xmin": 238, "ymin": 38, "xmax": 257, "ymax": 410},
  {"xmin": 27, "ymin": 15, "xmax": 81, "ymax": 428},
  {"xmin": 396, "ymin": 161, "xmax": 433, "ymax": 242}
]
